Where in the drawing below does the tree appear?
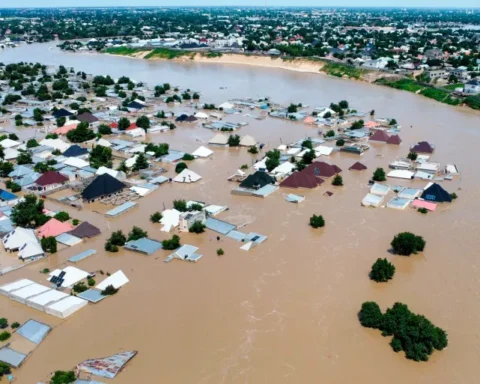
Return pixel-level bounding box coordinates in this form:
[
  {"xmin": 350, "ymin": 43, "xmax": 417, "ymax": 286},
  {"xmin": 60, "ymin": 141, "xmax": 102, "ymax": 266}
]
[
  {"xmin": 0, "ymin": 318, "xmax": 7, "ymax": 329},
  {"xmin": 89, "ymin": 145, "xmax": 112, "ymax": 169},
  {"xmin": 336, "ymin": 139, "xmax": 345, "ymax": 146},
  {"xmin": 287, "ymin": 103, "xmax": 298, "ymax": 113},
  {"xmin": 151, "ymin": 211, "xmax": 162, "ymax": 222},
  {"xmin": 117, "ymin": 161, "xmax": 128, "ymax": 173},
  {"xmin": 17, "ymin": 151, "xmax": 32, "ymax": 165},
  {"xmin": 132, "ymin": 153, "xmax": 149, "ymax": 172},
  {"xmin": 391, "ymin": 232, "xmax": 426, "ymax": 256},
  {"xmin": 101, "ymin": 284, "xmax": 119, "ymax": 295},
  {"xmin": 11, "ymin": 322, "xmax": 20, "ymax": 329},
  {"xmin": 358, "ymin": 301, "xmax": 383, "ymax": 328},
  {"xmin": 189, "ymin": 220, "xmax": 206, "ymax": 234},
  {"xmin": 118, "ymin": 117, "xmax": 130, "ymax": 131},
  {"xmin": 370, "ymin": 258, "xmax": 396, "ymax": 282},
  {"xmin": 66, "ymin": 122, "xmax": 95, "ymax": 143},
  {"xmin": 41, "ymin": 236, "xmax": 57, "ymax": 253},
  {"xmin": 108, "ymin": 230, "xmax": 126, "ymax": 246},
  {"xmin": 265, "ymin": 149, "xmax": 281, "ymax": 172},
  {"xmin": 217, "ymin": 248, "xmax": 224, "ymax": 256},
  {"xmin": 56, "ymin": 116, "xmax": 66, "ymax": 127},
  {"xmin": 309, "ymin": 214, "xmax": 325, "ymax": 228},
  {"xmin": 105, "ymin": 241, "xmax": 118, "ymax": 252},
  {"xmin": 332, "ymin": 174, "xmax": 343, "ymax": 186},
  {"xmin": 173, "ymin": 199, "xmax": 188, "ymax": 212},
  {"xmin": 162, "ymin": 234, "xmax": 181, "ymax": 250},
  {"xmin": 407, "ymin": 151, "xmax": 418, "ymax": 161},
  {"xmin": 339, "ymin": 100, "xmax": 349, "ymax": 109},
  {"xmin": 0, "ymin": 162, "xmax": 13, "ymax": 177},
  {"xmin": 182, "ymin": 153, "xmax": 195, "ymax": 161},
  {"xmin": 248, "ymin": 146, "xmax": 258, "ymax": 154},
  {"xmin": 323, "ymin": 111, "xmax": 332, "ymax": 118},
  {"xmin": 54, "ymin": 211, "xmax": 70, "ymax": 222},
  {"xmin": 128, "ymin": 226, "xmax": 148, "ymax": 241},
  {"xmin": 389, "ymin": 118, "xmax": 397, "ymax": 126},
  {"xmin": 351, "ymin": 120, "xmax": 364, "ymax": 129},
  {"xmin": 175, "ymin": 162, "xmax": 188, "ymax": 173},
  {"xmin": 0, "ymin": 362, "xmax": 11, "ymax": 377},
  {"xmin": 0, "ymin": 332, "xmax": 10, "ymax": 342},
  {"xmin": 136, "ymin": 115, "xmax": 150, "ymax": 131},
  {"xmin": 192, "ymin": 92, "xmax": 200, "ymax": 100},
  {"xmin": 98, "ymin": 124, "xmax": 112, "ymax": 135},
  {"xmin": 11, "ymin": 194, "xmax": 48, "ymax": 228},
  {"xmin": 302, "ymin": 149, "xmax": 316, "ymax": 165},
  {"xmin": 372, "ymin": 167, "xmax": 386, "ymax": 182},
  {"xmin": 325, "ymin": 130, "xmax": 335, "ymax": 137},
  {"xmin": 50, "ymin": 370, "xmax": 76, "ymax": 384},
  {"xmin": 228, "ymin": 134, "xmax": 241, "ymax": 147},
  {"xmin": 10, "ymin": 182, "xmax": 21, "ymax": 192}
]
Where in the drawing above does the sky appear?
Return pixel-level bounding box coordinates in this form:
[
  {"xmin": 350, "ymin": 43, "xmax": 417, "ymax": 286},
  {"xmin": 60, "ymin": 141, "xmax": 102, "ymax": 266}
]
[{"xmin": 1, "ymin": 1, "xmax": 479, "ymax": 8}]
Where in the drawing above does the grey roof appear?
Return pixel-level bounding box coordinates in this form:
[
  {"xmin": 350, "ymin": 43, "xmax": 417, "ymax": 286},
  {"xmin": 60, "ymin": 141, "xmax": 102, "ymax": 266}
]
[
  {"xmin": 69, "ymin": 249, "xmax": 97, "ymax": 263},
  {"xmin": 205, "ymin": 217, "xmax": 237, "ymax": 235},
  {"xmin": 8, "ymin": 165, "xmax": 34, "ymax": 178},
  {"xmin": 17, "ymin": 172, "xmax": 41, "ymax": 187},
  {"xmin": 16, "ymin": 319, "xmax": 51, "ymax": 344},
  {"xmin": 0, "ymin": 347, "xmax": 27, "ymax": 368},
  {"xmin": 124, "ymin": 238, "xmax": 163, "ymax": 255},
  {"xmin": 78, "ymin": 289, "xmax": 106, "ymax": 303}
]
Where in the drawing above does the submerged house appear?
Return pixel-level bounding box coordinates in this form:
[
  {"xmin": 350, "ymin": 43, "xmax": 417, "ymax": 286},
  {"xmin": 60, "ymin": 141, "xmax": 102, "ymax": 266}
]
[
  {"xmin": 179, "ymin": 210, "xmax": 207, "ymax": 232},
  {"xmin": 31, "ymin": 171, "xmax": 69, "ymax": 192},
  {"xmin": 411, "ymin": 141, "xmax": 435, "ymax": 154},
  {"xmin": 421, "ymin": 183, "xmax": 452, "ymax": 203},
  {"xmin": 280, "ymin": 171, "xmax": 323, "ymax": 189},
  {"xmin": 81, "ymin": 174, "xmax": 126, "ymax": 202},
  {"xmin": 239, "ymin": 172, "xmax": 275, "ymax": 190},
  {"xmin": 303, "ymin": 162, "xmax": 342, "ymax": 178}
]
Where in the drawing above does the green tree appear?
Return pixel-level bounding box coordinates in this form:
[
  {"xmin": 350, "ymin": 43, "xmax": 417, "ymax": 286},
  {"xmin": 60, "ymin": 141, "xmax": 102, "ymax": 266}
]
[
  {"xmin": 407, "ymin": 152, "xmax": 418, "ymax": 161},
  {"xmin": 339, "ymin": 100, "xmax": 349, "ymax": 109},
  {"xmin": 182, "ymin": 153, "xmax": 195, "ymax": 161},
  {"xmin": 0, "ymin": 361, "xmax": 11, "ymax": 377},
  {"xmin": 173, "ymin": 199, "xmax": 188, "ymax": 212},
  {"xmin": 325, "ymin": 130, "xmax": 335, "ymax": 137},
  {"xmin": 0, "ymin": 318, "xmax": 8, "ymax": 329},
  {"xmin": 287, "ymin": 103, "xmax": 298, "ymax": 113},
  {"xmin": 0, "ymin": 162, "xmax": 13, "ymax": 177},
  {"xmin": 128, "ymin": 226, "xmax": 148, "ymax": 241},
  {"xmin": 175, "ymin": 162, "xmax": 188, "ymax": 173},
  {"xmin": 50, "ymin": 370, "xmax": 76, "ymax": 384},
  {"xmin": 98, "ymin": 124, "xmax": 112, "ymax": 135},
  {"xmin": 54, "ymin": 211, "xmax": 70, "ymax": 222},
  {"xmin": 227, "ymin": 134, "xmax": 241, "ymax": 147},
  {"xmin": 66, "ymin": 122, "xmax": 96, "ymax": 143},
  {"xmin": 136, "ymin": 115, "xmax": 150, "ymax": 131},
  {"xmin": 118, "ymin": 117, "xmax": 130, "ymax": 131},
  {"xmin": 370, "ymin": 258, "xmax": 396, "ymax": 282},
  {"xmin": 108, "ymin": 230, "xmax": 126, "ymax": 246},
  {"xmin": 265, "ymin": 149, "xmax": 281, "ymax": 172},
  {"xmin": 358, "ymin": 301, "xmax": 383, "ymax": 328},
  {"xmin": 11, "ymin": 194, "xmax": 48, "ymax": 228},
  {"xmin": 248, "ymin": 146, "xmax": 259, "ymax": 154},
  {"xmin": 302, "ymin": 149, "xmax": 316, "ymax": 165},
  {"xmin": 56, "ymin": 116, "xmax": 66, "ymax": 127},
  {"xmin": 217, "ymin": 248, "xmax": 224, "ymax": 256},
  {"xmin": 332, "ymin": 174, "xmax": 343, "ymax": 186},
  {"xmin": 41, "ymin": 236, "xmax": 57, "ymax": 253},
  {"xmin": 372, "ymin": 167, "xmax": 386, "ymax": 182},
  {"xmin": 162, "ymin": 234, "xmax": 181, "ymax": 250},
  {"xmin": 150, "ymin": 212, "xmax": 162, "ymax": 222},
  {"xmin": 132, "ymin": 153, "xmax": 149, "ymax": 171},
  {"xmin": 101, "ymin": 284, "xmax": 119, "ymax": 295},
  {"xmin": 336, "ymin": 139, "xmax": 345, "ymax": 146},
  {"xmin": 309, "ymin": 214, "xmax": 325, "ymax": 228},
  {"xmin": 189, "ymin": 220, "xmax": 206, "ymax": 234},
  {"xmin": 89, "ymin": 145, "xmax": 112, "ymax": 169},
  {"xmin": 0, "ymin": 332, "xmax": 10, "ymax": 342},
  {"xmin": 391, "ymin": 232, "xmax": 426, "ymax": 256},
  {"xmin": 17, "ymin": 151, "xmax": 33, "ymax": 165}
]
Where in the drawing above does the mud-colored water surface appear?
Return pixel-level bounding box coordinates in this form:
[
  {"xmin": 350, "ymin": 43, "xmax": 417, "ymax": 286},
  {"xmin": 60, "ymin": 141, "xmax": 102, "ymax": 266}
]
[{"xmin": 0, "ymin": 44, "xmax": 479, "ymax": 384}]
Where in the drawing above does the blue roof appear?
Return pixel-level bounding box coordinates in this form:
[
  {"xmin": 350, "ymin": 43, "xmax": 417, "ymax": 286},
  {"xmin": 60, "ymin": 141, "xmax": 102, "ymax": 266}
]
[
  {"xmin": 0, "ymin": 189, "xmax": 17, "ymax": 201},
  {"xmin": 0, "ymin": 219, "xmax": 14, "ymax": 234},
  {"xmin": 78, "ymin": 289, "xmax": 106, "ymax": 303},
  {"xmin": 69, "ymin": 249, "xmax": 97, "ymax": 263},
  {"xmin": 205, "ymin": 217, "xmax": 237, "ymax": 235},
  {"xmin": 252, "ymin": 184, "xmax": 278, "ymax": 197},
  {"xmin": 0, "ymin": 347, "xmax": 27, "ymax": 368},
  {"xmin": 226, "ymin": 230, "xmax": 246, "ymax": 242},
  {"xmin": 16, "ymin": 319, "xmax": 51, "ymax": 344},
  {"xmin": 105, "ymin": 201, "xmax": 137, "ymax": 217},
  {"xmin": 160, "ymin": 150, "xmax": 185, "ymax": 163},
  {"xmin": 17, "ymin": 172, "xmax": 41, "ymax": 187},
  {"xmin": 245, "ymin": 232, "xmax": 268, "ymax": 244},
  {"xmin": 56, "ymin": 233, "xmax": 82, "ymax": 246},
  {"xmin": 124, "ymin": 238, "xmax": 163, "ymax": 255},
  {"xmin": 63, "ymin": 145, "xmax": 89, "ymax": 157},
  {"xmin": 8, "ymin": 165, "xmax": 34, "ymax": 178}
]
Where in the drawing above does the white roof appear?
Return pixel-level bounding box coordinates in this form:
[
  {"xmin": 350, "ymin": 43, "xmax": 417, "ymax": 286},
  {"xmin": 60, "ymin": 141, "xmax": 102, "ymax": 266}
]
[
  {"xmin": 253, "ymin": 157, "xmax": 268, "ymax": 170},
  {"xmin": 277, "ymin": 144, "xmax": 287, "ymax": 151},
  {"xmin": 45, "ymin": 296, "xmax": 88, "ymax": 318},
  {"xmin": 126, "ymin": 128, "xmax": 146, "ymax": 137},
  {"xmin": 445, "ymin": 164, "xmax": 458, "ymax": 175},
  {"xmin": 48, "ymin": 266, "xmax": 89, "ymax": 288},
  {"xmin": 194, "ymin": 112, "xmax": 209, "ymax": 119},
  {"xmin": 160, "ymin": 209, "xmax": 180, "ymax": 232},
  {"xmin": 219, "ymin": 102, "xmax": 234, "ymax": 110},
  {"xmin": 0, "ymin": 138, "xmax": 21, "ymax": 149},
  {"xmin": 362, "ymin": 193, "xmax": 384, "ymax": 207},
  {"xmin": 286, "ymin": 147, "xmax": 301, "ymax": 155},
  {"xmin": 39, "ymin": 138, "xmax": 70, "ymax": 152},
  {"xmin": 125, "ymin": 155, "xmax": 138, "ymax": 168},
  {"xmin": 18, "ymin": 242, "xmax": 44, "ymax": 260},
  {"xmin": 64, "ymin": 157, "xmax": 89, "ymax": 169},
  {"xmin": 130, "ymin": 185, "xmax": 153, "ymax": 196},
  {"xmin": 96, "ymin": 270, "xmax": 129, "ymax": 290},
  {"xmin": 208, "ymin": 133, "xmax": 228, "ymax": 145},
  {"xmin": 173, "ymin": 169, "xmax": 202, "ymax": 183},
  {"xmin": 239, "ymin": 135, "xmax": 257, "ymax": 147},
  {"xmin": 387, "ymin": 170, "xmax": 414, "ymax": 179},
  {"xmin": 370, "ymin": 183, "xmax": 391, "ymax": 196},
  {"xmin": 4, "ymin": 147, "xmax": 19, "ymax": 160},
  {"xmin": 96, "ymin": 138, "xmax": 112, "ymax": 147},
  {"xmin": 3, "ymin": 228, "xmax": 38, "ymax": 251},
  {"xmin": 271, "ymin": 161, "xmax": 295, "ymax": 175},
  {"xmin": 26, "ymin": 289, "xmax": 69, "ymax": 309},
  {"xmin": 414, "ymin": 171, "xmax": 434, "ymax": 180},
  {"xmin": 127, "ymin": 144, "xmax": 146, "ymax": 154},
  {"xmin": 10, "ymin": 283, "xmax": 50, "ymax": 302},
  {"xmin": 192, "ymin": 146, "xmax": 213, "ymax": 158},
  {"xmin": 95, "ymin": 166, "xmax": 126, "ymax": 180},
  {"xmin": 314, "ymin": 145, "xmax": 334, "ymax": 156},
  {"xmin": 0, "ymin": 279, "xmax": 35, "ymax": 296}
]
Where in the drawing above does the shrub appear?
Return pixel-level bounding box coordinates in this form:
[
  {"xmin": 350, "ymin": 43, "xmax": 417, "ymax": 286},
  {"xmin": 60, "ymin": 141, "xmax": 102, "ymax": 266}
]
[
  {"xmin": 72, "ymin": 282, "xmax": 88, "ymax": 293},
  {"xmin": 189, "ymin": 203, "xmax": 203, "ymax": 212},
  {"xmin": 240, "ymin": 164, "xmax": 248, "ymax": 170},
  {"xmin": 175, "ymin": 162, "xmax": 188, "ymax": 173},
  {"xmin": 150, "ymin": 211, "xmax": 162, "ymax": 222},
  {"xmin": 189, "ymin": 220, "xmax": 206, "ymax": 234},
  {"xmin": 173, "ymin": 199, "xmax": 188, "ymax": 212},
  {"xmin": 358, "ymin": 301, "xmax": 383, "ymax": 328},
  {"xmin": 372, "ymin": 167, "xmax": 386, "ymax": 182},
  {"xmin": 108, "ymin": 230, "xmax": 126, "ymax": 246},
  {"xmin": 182, "ymin": 153, "xmax": 195, "ymax": 161},
  {"xmin": 87, "ymin": 278, "xmax": 95, "ymax": 287},
  {"xmin": 325, "ymin": 130, "xmax": 335, "ymax": 137},
  {"xmin": 309, "ymin": 214, "xmax": 325, "ymax": 228},
  {"xmin": 332, "ymin": 175, "xmax": 343, "ymax": 186},
  {"xmin": 41, "ymin": 236, "xmax": 57, "ymax": 253},
  {"xmin": 11, "ymin": 322, "xmax": 20, "ymax": 329},
  {"xmin": 162, "ymin": 234, "xmax": 181, "ymax": 250},
  {"xmin": 0, "ymin": 361, "xmax": 10, "ymax": 377},
  {"xmin": 370, "ymin": 258, "xmax": 396, "ymax": 282},
  {"xmin": 101, "ymin": 284, "xmax": 119, "ymax": 296},
  {"xmin": 336, "ymin": 139, "xmax": 345, "ymax": 146},
  {"xmin": 0, "ymin": 332, "xmax": 10, "ymax": 342},
  {"xmin": 217, "ymin": 248, "xmax": 224, "ymax": 256},
  {"xmin": 0, "ymin": 318, "xmax": 8, "ymax": 329},
  {"xmin": 450, "ymin": 193, "xmax": 458, "ymax": 200},
  {"xmin": 41, "ymin": 268, "xmax": 50, "ymax": 274},
  {"xmin": 50, "ymin": 370, "xmax": 75, "ymax": 384},
  {"xmin": 105, "ymin": 241, "xmax": 118, "ymax": 252},
  {"xmin": 391, "ymin": 232, "xmax": 426, "ymax": 256},
  {"xmin": 248, "ymin": 146, "xmax": 258, "ymax": 154},
  {"xmin": 407, "ymin": 151, "xmax": 418, "ymax": 161},
  {"xmin": 128, "ymin": 226, "xmax": 148, "ymax": 241},
  {"xmin": 54, "ymin": 211, "xmax": 70, "ymax": 222},
  {"xmin": 98, "ymin": 124, "xmax": 112, "ymax": 135},
  {"xmin": 228, "ymin": 134, "xmax": 241, "ymax": 147},
  {"xmin": 418, "ymin": 208, "xmax": 428, "ymax": 214},
  {"xmin": 10, "ymin": 182, "xmax": 21, "ymax": 192},
  {"xmin": 72, "ymin": 219, "xmax": 79, "ymax": 225}
]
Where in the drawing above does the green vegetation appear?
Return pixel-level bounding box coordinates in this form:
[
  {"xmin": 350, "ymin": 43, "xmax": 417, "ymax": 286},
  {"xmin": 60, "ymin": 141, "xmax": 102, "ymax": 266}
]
[
  {"xmin": 87, "ymin": 278, "xmax": 95, "ymax": 287},
  {"xmin": 11, "ymin": 194, "xmax": 49, "ymax": 228},
  {"xmin": 98, "ymin": 124, "xmax": 112, "ymax": 135},
  {"xmin": 418, "ymin": 208, "xmax": 428, "ymax": 214},
  {"xmin": 136, "ymin": 115, "xmax": 150, "ymax": 130},
  {"xmin": 173, "ymin": 199, "xmax": 188, "ymax": 212},
  {"xmin": 0, "ymin": 318, "xmax": 7, "ymax": 329},
  {"xmin": 105, "ymin": 230, "xmax": 126, "ymax": 252},
  {"xmin": 162, "ymin": 234, "xmax": 181, "ymax": 250},
  {"xmin": 101, "ymin": 284, "xmax": 119, "ymax": 296},
  {"xmin": 41, "ymin": 236, "xmax": 57, "ymax": 253},
  {"xmin": 103, "ymin": 46, "xmax": 149, "ymax": 56},
  {"xmin": 325, "ymin": 130, "xmax": 335, "ymax": 138},
  {"xmin": 54, "ymin": 211, "xmax": 70, "ymax": 222},
  {"xmin": 248, "ymin": 146, "xmax": 259, "ymax": 154},
  {"xmin": 407, "ymin": 151, "xmax": 418, "ymax": 161},
  {"xmin": 228, "ymin": 134, "xmax": 241, "ymax": 147},
  {"xmin": 450, "ymin": 192, "xmax": 458, "ymax": 200},
  {"xmin": 201, "ymin": 51, "xmax": 223, "ymax": 58},
  {"xmin": 50, "ymin": 370, "xmax": 76, "ymax": 384},
  {"xmin": 336, "ymin": 139, "xmax": 345, "ymax": 146},
  {"xmin": 66, "ymin": 121, "xmax": 96, "ymax": 143},
  {"xmin": 144, "ymin": 48, "xmax": 192, "ymax": 60},
  {"xmin": 217, "ymin": 248, "xmax": 224, "ymax": 256},
  {"xmin": 0, "ymin": 332, "xmax": 10, "ymax": 342},
  {"xmin": 370, "ymin": 258, "xmax": 395, "ymax": 282},
  {"xmin": 150, "ymin": 211, "xmax": 162, "ymax": 222},
  {"xmin": 372, "ymin": 167, "xmax": 386, "ymax": 182},
  {"xmin": 332, "ymin": 174, "xmax": 343, "ymax": 186},
  {"xmin": 89, "ymin": 145, "xmax": 112, "ymax": 169},
  {"xmin": 391, "ymin": 232, "xmax": 426, "ymax": 256},
  {"xmin": 265, "ymin": 149, "xmax": 281, "ymax": 172},
  {"xmin": 132, "ymin": 153, "xmax": 149, "ymax": 172},
  {"xmin": 127, "ymin": 226, "xmax": 148, "ymax": 241},
  {"xmin": 0, "ymin": 362, "xmax": 11, "ymax": 378},
  {"xmin": 321, "ymin": 62, "xmax": 366, "ymax": 79},
  {"xmin": 72, "ymin": 282, "xmax": 88, "ymax": 293},
  {"xmin": 72, "ymin": 219, "xmax": 79, "ymax": 225},
  {"xmin": 182, "ymin": 153, "xmax": 195, "ymax": 161},
  {"xmin": 11, "ymin": 322, "xmax": 20, "ymax": 329},
  {"xmin": 309, "ymin": 214, "xmax": 325, "ymax": 229},
  {"xmin": 175, "ymin": 162, "xmax": 188, "ymax": 173},
  {"xmin": 189, "ymin": 220, "xmax": 206, "ymax": 234},
  {"xmin": 358, "ymin": 302, "xmax": 448, "ymax": 361}
]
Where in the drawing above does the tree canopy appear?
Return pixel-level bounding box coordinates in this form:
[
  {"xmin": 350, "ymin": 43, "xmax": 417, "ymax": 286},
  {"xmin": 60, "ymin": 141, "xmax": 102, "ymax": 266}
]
[
  {"xmin": 391, "ymin": 232, "xmax": 426, "ymax": 256},
  {"xmin": 11, "ymin": 194, "xmax": 49, "ymax": 228},
  {"xmin": 66, "ymin": 121, "xmax": 95, "ymax": 143},
  {"xmin": 370, "ymin": 258, "xmax": 395, "ymax": 282}
]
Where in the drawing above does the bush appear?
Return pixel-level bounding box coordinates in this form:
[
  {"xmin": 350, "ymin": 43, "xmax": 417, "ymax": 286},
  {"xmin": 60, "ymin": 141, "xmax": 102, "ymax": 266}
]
[
  {"xmin": 10, "ymin": 182, "xmax": 21, "ymax": 192},
  {"xmin": 173, "ymin": 199, "xmax": 188, "ymax": 212},
  {"xmin": 50, "ymin": 370, "xmax": 76, "ymax": 384},
  {"xmin": 72, "ymin": 219, "xmax": 79, "ymax": 225},
  {"xmin": 418, "ymin": 208, "xmax": 428, "ymax": 214},
  {"xmin": 391, "ymin": 232, "xmax": 426, "ymax": 256},
  {"xmin": 182, "ymin": 153, "xmax": 195, "ymax": 161},
  {"xmin": 128, "ymin": 226, "xmax": 148, "ymax": 241},
  {"xmin": 101, "ymin": 284, "xmax": 119, "ymax": 296},
  {"xmin": 162, "ymin": 234, "xmax": 181, "ymax": 250},
  {"xmin": 0, "ymin": 318, "xmax": 8, "ymax": 329},
  {"xmin": 450, "ymin": 193, "xmax": 458, "ymax": 200},
  {"xmin": 175, "ymin": 162, "xmax": 188, "ymax": 173},
  {"xmin": 108, "ymin": 230, "xmax": 126, "ymax": 246},
  {"xmin": 150, "ymin": 211, "xmax": 162, "ymax": 222},
  {"xmin": 11, "ymin": 322, "xmax": 20, "ymax": 329},
  {"xmin": 217, "ymin": 248, "xmax": 224, "ymax": 256},
  {"xmin": 372, "ymin": 167, "xmax": 386, "ymax": 182},
  {"xmin": 87, "ymin": 278, "xmax": 95, "ymax": 287},
  {"xmin": 309, "ymin": 214, "xmax": 325, "ymax": 228},
  {"xmin": 98, "ymin": 124, "xmax": 112, "ymax": 135},
  {"xmin": 41, "ymin": 236, "xmax": 57, "ymax": 253},
  {"xmin": 41, "ymin": 268, "xmax": 50, "ymax": 274},
  {"xmin": 189, "ymin": 203, "xmax": 203, "ymax": 212},
  {"xmin": 325, "ymin": 130, "xmax": 335, "ymax": 137},
  {"xmin": 0, "ymin": 361, "xmax": 10, "ymax": 377},
  {"xmin": 370, "ymin": 258, "xmax": 396, "ymax": 282},
  {"xmin": 0, "ymin": 332, "xmax": 10, "ymax": 342},
  {"xmin": 105, "ymin": 241, "xmax": 118, "ymax": 252},
  {"xmin": 240, "ymin": 164, "xmax": 248, "ymax": 170},
  {"xmin": 248, "ymin": 146, "xmax": 258, "ymax": 154},
  {"xmin": 359, "ymin": 301, "xmax": 383, "ymax": 328},
  {"xmin": 228, "ymin": 134, "xmax": 241, "ymax": 147},
  {"xmin": 336, "ymin": 139, "xmax": 345, "ymax": 146},
  {"xmin": 72, "ymin": 282, "xmax": 88, "ymax": 293},
  {"xmin": 332, "ymin": 175, "xmax": 343, "ymax": 186},
  {"xmin": 54, "ymin": 211, "xmax": 70, "ymax": 222},
  {"xmin": 189, "ymin": 220, "xmax": 206, "ymax": 234},
  {"xmin": 407, "ymin": 151, "xmax": 418, "ymax": 161}
]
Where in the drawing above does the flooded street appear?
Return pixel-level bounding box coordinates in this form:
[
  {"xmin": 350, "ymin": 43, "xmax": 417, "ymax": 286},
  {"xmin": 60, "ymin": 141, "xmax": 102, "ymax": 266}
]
[{"xmin": 1, "ymin": 43, "xmax": 480, "ymax": 383}]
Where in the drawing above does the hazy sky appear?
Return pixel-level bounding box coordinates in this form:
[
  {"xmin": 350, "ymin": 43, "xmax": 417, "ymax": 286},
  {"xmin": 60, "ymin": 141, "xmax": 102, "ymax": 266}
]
[{"xmin": 1, "ymin": 1, "xmax": 479, "ymax": 8}]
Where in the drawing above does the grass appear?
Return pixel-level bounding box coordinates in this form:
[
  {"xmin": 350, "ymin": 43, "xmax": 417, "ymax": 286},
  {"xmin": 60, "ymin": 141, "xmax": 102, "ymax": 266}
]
[
  {"xmin": 144, "ymin": 48, "xmax": 193, "ymax": 60},
  {"xmin": 443, "ymin": 83, "xmax": 464, "ymax": 91},
  {"xmin": 103, "ymin": 47, "xmax": 150, "ymax": 56},
  {"xmin": 321, "ymin": 62, "xmax": 366, "ymax": 80},
  {"xmin": 201, "ymin": 51, "xmax": 223, "ymax": 58}
]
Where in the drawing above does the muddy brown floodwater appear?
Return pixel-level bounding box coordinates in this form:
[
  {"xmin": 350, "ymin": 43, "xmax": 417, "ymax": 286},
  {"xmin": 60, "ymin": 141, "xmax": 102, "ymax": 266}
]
[{"xmin": 0, "ymin": 44, "xmax": 480, "ymax": 384}]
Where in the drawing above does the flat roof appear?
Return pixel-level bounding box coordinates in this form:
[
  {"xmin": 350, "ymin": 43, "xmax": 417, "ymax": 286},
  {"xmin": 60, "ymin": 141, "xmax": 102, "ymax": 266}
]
[
  {"xmin": 78, "ymin": 289, "xmax": 106, "ymax": 303},
  {"xmin": 0, "ymin": 279, "xmax": 35, "ymax": 295},
  {"xmin": 105, "ymin": 201, "xmax": 137, "ymax": 217},
  {"xmin": 16, "ymin": 319, "xmax": 51, "ymax": 344},
  {"xmin": 11, "ymin": 283, "xmax": 50, "ymax": 300},
  {"xmin": 69, "ymin": 249, "xmax": 97, "ymax": 263},
  {"xmin": 124, "ymin": 238, "xmax": 163, "ymax": 255},
  {"xmin": 0, "ymin": 347, "xmax": 27, "ymax": 368}
]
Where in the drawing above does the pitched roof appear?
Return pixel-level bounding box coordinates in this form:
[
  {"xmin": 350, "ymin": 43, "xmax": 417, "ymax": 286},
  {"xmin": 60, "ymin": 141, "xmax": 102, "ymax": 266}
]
[
  {"xmin": 280, "ymin": 171, "xmax": 323, "ymax": 189},
  {"xmin": 127, "ymin": 101, "xmax": 144, "ymax": 110},
  {"xmin": 109, "ymin": 122, "xmax": 118, "ymax": 128},
  {"xmin": 208, "ymin": 133, "xmax": 229, "ymax": 145},
  {"xmin": 411, "ymin": 141, "xmax": 434, "ymax": 153},
  {"xmin": 303, "ymin": 162, "xmax": 342, "ymax": 178},
  {"xmin": 35, "ymin": 171, "xmax": 68, "ymax": 186},
  {"xmin": 421, "ymin": 183, "xmax": 452, "ymax": 203},
  {"xmin": 52, "ymin": 108, "xmax": 73, "ymax": 118},
  {"xmin": 369, "ymin": 130, "xmax": 391, "ymax": 142},
  {"xmin": 349, "ymin": 161, "xmax": 368, "ymax": 171},
  {"xmin": 37, "ymin": 218, "xmax": 73, "ymax": 238},
  {"xmin": 387, "ymin": 135, "xmax": 402, "ymax": 145},
  {"xmin": 63, "ymin": 145, "xmax": 88, "ymax": 157},
  {"xmin": 69, "ymin": 221, "xmax": 101, "ymax": 238},
  {"xmin": 240, "ymin": 171, "xmax": 275, "ymax": 189},
  {"xmin": 76, "ymin": 112, "xmax": 99, "ymax": 123},
  {"xmin": 81, "ymin": 173, "xmax": 126, "ymax": 200}
]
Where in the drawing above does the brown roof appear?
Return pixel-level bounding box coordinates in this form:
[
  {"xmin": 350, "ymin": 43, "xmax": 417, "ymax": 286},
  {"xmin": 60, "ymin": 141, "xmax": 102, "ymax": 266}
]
[
  {"xmin": 35, "ymin": 171, "xmax": 68, "ymax": 186},
  {"xmin": 387, "ymin": 135, "xmax": 402, "ymax": 145},
  {"xmin": 303, "ymin": 161, "xmax": 342, "ymax": 178},
  {"xmin": 76, "ymin": 112, "xmax": 99, "ymax": 123},
  {"xmin": 369, "ymin": 130, "xmax": 391, "ymax": 142},
  {"xmin": 349, "ymin": 161, "xmax": 368, "ymax": 171},
  {"xmin": 280, "ymin": 171, "xmax": 323, "ymax": 189},
  {"xmin": 411, "ymin": 141, "xmax": 434, "ymax": 153},
  {"xmin": 69, "ymin": 221, "xmax": 101, "ymax": 238}
]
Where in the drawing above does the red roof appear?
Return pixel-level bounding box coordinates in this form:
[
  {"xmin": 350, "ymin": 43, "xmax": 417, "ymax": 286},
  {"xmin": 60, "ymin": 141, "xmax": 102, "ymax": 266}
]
[
  {"xmin": 280, "ymin": 171, "xmax": 323, "ymax": 189},
  {"xmin": 387, "ymin": 135, "xmax": 402, "ymax": 145},
  {"xmin": 303, "ymin": 162, "xmax": 342, "ymax": 178},
  {"xmin": 126, "ymin": 123, "xmax": 137, "ymax": 131},
  {"xmin": 109, "ymin": 122, "xmax": 118, "ymax": 128},
  {"xmin": 35, "ymin": 171, "xmax": 68, "ymax": 186},
  {"xmin": 369, "ymin": 130, "xmax": 391, "ymax": 143},
  {"xmin": 349, "ymin": 162, "xmax": 368, "ymax": 171}
]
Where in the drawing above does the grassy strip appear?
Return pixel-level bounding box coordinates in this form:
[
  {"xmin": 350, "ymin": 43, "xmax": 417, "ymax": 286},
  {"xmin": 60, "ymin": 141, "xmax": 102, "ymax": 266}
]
[
  {"xmin": 320, "ymin": 62, "xmax": 366, "ymax": 80},
  {"xmin": 443, "ymin": 83, "xmax": 464, "ymax": 91},
  {"xmin": 144, "ymin": 48, "xmax": 194, "ymax": 60},
  {"xmin": 200, "ymin": 51, "xmax": 223, "ymax": 58},
  {"xmin": 103, "ymin": 47, "xmax": 150, "ymax": 56}
]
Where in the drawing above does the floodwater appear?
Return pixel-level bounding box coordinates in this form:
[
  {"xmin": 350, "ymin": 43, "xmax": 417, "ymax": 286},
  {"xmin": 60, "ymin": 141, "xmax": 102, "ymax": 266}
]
[{"xmin": 0, "ymin": 44, "xmax": 480, "ymax": 384}]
